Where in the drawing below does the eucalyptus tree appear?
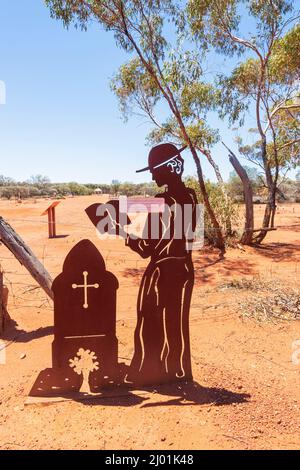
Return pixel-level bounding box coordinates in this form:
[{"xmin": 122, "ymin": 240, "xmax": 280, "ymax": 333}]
[
  {"xmin": 45, "ymin": 0, "xmax": 225, "ymax": 250},
  {"xmin": 188, "ymin": 0, "xmax": 300, "ymax": 243}
]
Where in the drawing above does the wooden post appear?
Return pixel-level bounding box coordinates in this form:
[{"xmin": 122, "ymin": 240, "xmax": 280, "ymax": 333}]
[
  {"xmin": 0, "ymin": 270, "xmax": 3, "ymax": 335},
  {"xmin": 0, "ymin": 269, "xmax": 8, "ymax": 334},
  {"xmin": 41, "ymin": 201, "xmax": 61, "ymax": 239},
  {"xmin": 51, "ymin": 207, "xmax": 56, "ymax": 238},
  {"xmin": 48, "ymin": 208, "xmax": 53, "ymax": 238},
  {"xmin": 0, "ymin": 217, "xmax": 53, "ymax": 300}
]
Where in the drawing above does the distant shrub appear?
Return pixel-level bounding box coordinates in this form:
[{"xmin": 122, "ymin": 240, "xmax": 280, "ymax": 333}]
[
  {"xmin": 29, "ymin": 187, "xmax": 41, "ymax": 197},
  {"xmin": 68, "ymin": 182, "xmax": 93, "ymax": 196},
  {"xmin": 185, "ymin": 177, "xmax": 239, "ymax": 242},
  {"xmin": 1, "ymin": 186, "xmax": 16, "ymax": 199}
]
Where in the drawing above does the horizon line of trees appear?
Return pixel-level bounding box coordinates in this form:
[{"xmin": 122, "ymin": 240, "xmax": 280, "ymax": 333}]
[
  {"xmin": 0, "ymin": 174, "xmax": 159, "ymax": 199},
  {"xmin": 1, "ymin": 171, "xmax": 300, "ymax": 203},
  {"xmin": 45, "ymin": 0, "xmax": 300, "ymax": 250}
]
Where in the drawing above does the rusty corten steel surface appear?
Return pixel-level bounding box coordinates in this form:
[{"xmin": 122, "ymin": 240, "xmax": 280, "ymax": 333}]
[
  {"xmin": 30, "ymin": 143, "xmax": 197, "ymax": 395},
  {"xmin": 87, "ymin": 143, "xmax": 197, "ymax": 387},
  {"xmin": 29, "ymin": 239, "xmax": 120, "ymax": 396}
]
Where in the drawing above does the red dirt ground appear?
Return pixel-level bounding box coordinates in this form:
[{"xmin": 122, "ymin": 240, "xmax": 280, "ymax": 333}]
[{"xmin": 0, "ymin": 196, "xmax": 300, "ymax": 450}]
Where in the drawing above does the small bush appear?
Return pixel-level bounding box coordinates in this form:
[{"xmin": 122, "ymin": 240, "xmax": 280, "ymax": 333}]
[{"xmin": 185, "ymin": 176, "xmax": 239, "ymax": 243}]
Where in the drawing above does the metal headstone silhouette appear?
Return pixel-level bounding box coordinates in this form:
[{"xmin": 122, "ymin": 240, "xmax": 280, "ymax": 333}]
[
  {"xmin": 87, "ymin": 143, "xmax": 198, "ymax": 387},
  {"xmin": 29, "ymin": 239, "xmax": 119, "ymax": 396}
]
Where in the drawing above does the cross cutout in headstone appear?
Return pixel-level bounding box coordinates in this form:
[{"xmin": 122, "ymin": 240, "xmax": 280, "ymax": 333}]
[{"xmin": 72, "ymin": 271, "xmax": 99, "ymax": 309}]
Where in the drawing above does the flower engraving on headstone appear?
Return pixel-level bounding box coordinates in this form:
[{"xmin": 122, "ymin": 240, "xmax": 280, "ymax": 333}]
[{"xmin": 69, "ymin": 348, "xmax": 99, "ymax": 394}]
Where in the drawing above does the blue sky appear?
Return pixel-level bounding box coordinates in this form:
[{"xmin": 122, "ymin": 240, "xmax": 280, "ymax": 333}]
[{"xmin": 0, "ymin": 1, "xmax": 293, "ymax": 184}]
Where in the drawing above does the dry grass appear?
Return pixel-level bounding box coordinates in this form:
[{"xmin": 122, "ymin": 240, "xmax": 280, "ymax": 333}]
[{"xmin": 219, "ymin": 277, "xmax": 300, "ymax": 323}]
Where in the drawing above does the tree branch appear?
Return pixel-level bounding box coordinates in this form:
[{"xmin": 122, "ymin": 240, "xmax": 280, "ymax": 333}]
[
  {"xmin": 278, "ymin": 138, "xmax": 300, "ymax": 151},
  {"xmin": 265, "ymin": 103, "xmax": 300, "ymax": 133}
]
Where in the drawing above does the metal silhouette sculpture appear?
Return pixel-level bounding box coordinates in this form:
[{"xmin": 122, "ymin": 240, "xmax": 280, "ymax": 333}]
[
  {"xmin": 126, "ymin": 144, "xmax": 197, "ymax": 385},
  {"xmin": 29, "ymin": 144, "xmax": 197, "ymax": 398},
  {"xmin": 87, "ymin": 143, "xmax": 198, "ymax": 387},
  {"xmin": 29, "ymin": 239, "xmax": 119, "ymax": 397}
]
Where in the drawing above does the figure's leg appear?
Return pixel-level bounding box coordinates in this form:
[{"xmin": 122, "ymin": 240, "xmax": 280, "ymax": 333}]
[
  {"xmin": 164, "ymin": 287, "xmax": 185, "ymax": 379},
  {"xmin": 163, "ymin": 261, "xmax": 194, "ymax": 381},
  {"xmin": 138, "ymin": 266, "xmax": 166, "ymax": 382},
  {"xmin": 128, "ymin": 265, "xmax": 165, "ymax": 384},
  {"xmin": 126, "ymin": 271, "xmax": 147, "ymax": 380},
  {"xmin": 180, "ymin": 274, "xmax": 194, "ymax": 380}
]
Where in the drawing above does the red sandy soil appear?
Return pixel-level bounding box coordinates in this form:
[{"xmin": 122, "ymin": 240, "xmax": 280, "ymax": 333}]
[{"xmin": 0, "ymin": 196, "xmax": 300, "ymax": 450}]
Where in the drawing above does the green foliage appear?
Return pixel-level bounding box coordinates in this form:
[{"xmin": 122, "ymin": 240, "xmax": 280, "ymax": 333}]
[
  {"xmin": 235, "ymin": 101, "xmax": 300, "ymax": 172},
  {"xmin": 44, "ymin": 0, "xmax": 229, "ymax": 249},
  {"xmin": 117, "ymin": 181, "xmax": 159, "ymax": 196},
  {"xmin": 227, "ymin": 166, "xmax": 261, "ymax": 199},
  {"xmin": 0, "ymin": 174, "xmax": 159, "ymax": 199},
  {"xmin": 0, "ymin": 175, "xmax": 15, "ymax": 186},
  {"xmin": 194, "ymin": 0, "xmax": 300, "ymax": 215},
  {"xmin": 187, "ymin": 0, "xmax": 242, "ymax": 56},
  {"xmin": 66, "ymin": 182, "xmax": 90, "ymax": 195},
  {"xmin": 111, "ymin": 52, "xmax": 220, "ymax": 149},
  {"xmin": 47, "ymin": 1, "xmax": 221, "ymax": 152},
  {"xmin": 146, "ymin": 117, "xmax": 219, "ymax": 149},
  {"xmin": 44, "ymin": 0, "xmax": 299, "ymax": 244},
  {"xmin": 185, "ymin": 176, "xmax": 239, "ymax": 238},
  {"xmin": 226, "ymin": 59, "xmax": 260, "ymax": 96},
  {"xmin": 279, "ymin": 178, "xmax": 300, "ymax": 201},
  {"xmin": 188, "ymin": 0, "xmax": 295, "ymax": 55},
  {"xmin": 181, "ymin": 82, "xmax": 220, "ymax": 119},
  {"xmin": 28, "ymin": 174, "xmax": 51, "ymax": 188},
  {"xmin": 270, "ymin": 24, "xmax": 300, "ymax": 84},
  {"xmin": 111, "ymin": 58, "xmax": 160, "ymax": 120},
  {"xmin": 218, "ymin": 23, "xmax": 300, "ymax": 123},
  {"xmin": 44, "ymin": 1, "xmax": 175, "ymax": 51}
]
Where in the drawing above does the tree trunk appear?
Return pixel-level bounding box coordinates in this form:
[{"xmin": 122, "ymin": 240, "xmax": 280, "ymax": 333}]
[
  {"xmin": 80, "ymin": 371, "xmax": 91, "ymax": 394},
  {"xmin": 253, "ymin": 183, "xmax": 276, "ymax": 244},
  {"xmin": 198, "ymin": 147, "xmax": 224, "ymax": 184},
  {"xmin": 198, "ymin": 147, "xmax": 232, "ymax": 235},
  {"xmin": 117, "ymin": 26, "xmax": 225, "ymax": 251},
  {"xmin": 0, "ymin": 270, "xmax": 4, "ymax": 335},
  {"xmin": 0, "ymin": 217, "xmax": 53, "ymax": 300},
  {"xmin": 189, "ymin": 145, "xmax": 225, "ymax": 252},
  {"xmin": 0, "ymin": 269, "xmax": 9, "ymax": 336},
  {"xmin": 252, "ymin": 147, "xmax": 276, "ymax": 244},
  {"xmin": 229, "ymin": 154, "xmax": 254, "ymax": 245}
]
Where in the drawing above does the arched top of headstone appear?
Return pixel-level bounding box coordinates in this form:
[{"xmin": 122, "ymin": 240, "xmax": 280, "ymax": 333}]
[
  {"xmin": 52, "ymin": 239, "xmax": 118, "ymax": 330},
  {"xmin": 63, "ymin": 239, "xmax": 105, "ymax": 274},
  {"xmin": 52, "ymin": 239, "xmax": 119, "ymax": 296}
]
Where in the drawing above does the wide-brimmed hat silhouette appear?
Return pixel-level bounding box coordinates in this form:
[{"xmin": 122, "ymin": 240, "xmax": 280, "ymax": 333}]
[{"xmin": 136, "ymin": 143, "xmax": 187, "ymax": 173}]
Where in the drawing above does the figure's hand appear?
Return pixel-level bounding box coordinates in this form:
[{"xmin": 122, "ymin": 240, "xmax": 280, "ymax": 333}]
[{"xmin": 113, "ymin": 221, "xmax": 128, "ymax": 239}]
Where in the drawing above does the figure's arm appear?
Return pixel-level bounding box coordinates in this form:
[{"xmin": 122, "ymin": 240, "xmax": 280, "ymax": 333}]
[
  {"xmin": 125, "ymin": 235, "xmax": 153, "ymax": 259},
  {"xmin": 117, "ymin": 194, "xmax": 168, "ymax": 259},
  {"xmin": 111, "ymin": 217, "xmax": 153, "ymax": 259},
  {"xmin": 124, "ymin": 201, "xmax": 172, "ymax": 258}
]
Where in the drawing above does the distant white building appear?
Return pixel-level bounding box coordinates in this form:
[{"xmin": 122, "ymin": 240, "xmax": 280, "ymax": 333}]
[{"xmin": 94, "ymin": 188, "xmax": 103, "ymax": 195}]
